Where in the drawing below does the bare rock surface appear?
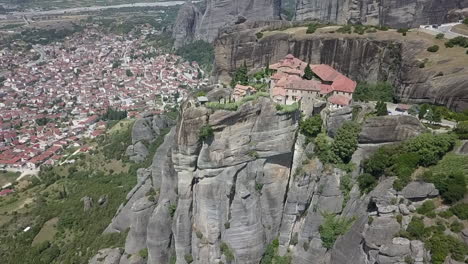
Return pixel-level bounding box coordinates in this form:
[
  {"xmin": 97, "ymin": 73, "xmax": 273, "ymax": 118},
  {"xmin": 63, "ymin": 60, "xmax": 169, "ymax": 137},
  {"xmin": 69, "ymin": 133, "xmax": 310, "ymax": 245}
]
[
  {"xmin": 126, "ymin": 114, "xmax": 174, "ymax": 163},
  {"xmin": 325, "ymin": 106, "xmax": 353, "ymax": 138},
  {"xmin": 401, "ymin": 182, "xmax": 439, "ymax": 200},
  {"xmin": 89, "ymin": 248, "xmax": 123, "ymax": 264},
  {"xmin": 358, "ymin": 116, "xmax": 426, "ymax": 144},
  {"xmin": 173, "ymin": 0, "xmax": 281, "ymax": 46},
  {"xmin": 295, "ymin": 0, "xmax": 468, "ymax": 28}
]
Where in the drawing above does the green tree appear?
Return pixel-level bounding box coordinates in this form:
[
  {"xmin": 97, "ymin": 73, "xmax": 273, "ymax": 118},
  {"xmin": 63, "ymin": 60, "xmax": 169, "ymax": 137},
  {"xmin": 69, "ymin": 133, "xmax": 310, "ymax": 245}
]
[
  {"xmin": 230, "ymin": 62, "xmax": 249, "ymax": 87},
  {"xmin": 315, "ymin": 133, "xmax": 334, "ymax": 163},
  {"xmin": 404, "ymin": 133, "xmax": 456, "ymax": 166},
  {"xmin": 450, "ymin": 203, "xmax": 468, "ymax": 220},
  {"xmin": 199, "ymin": 125, "xmax": 214, "ymax": 142},
  {"xmin": 435, "ymin": 33, "xmax": 445, "ymax": 39},
  {"xmin": 353, "ymin": 82, "xmax": 394, "ymax": 102},
  {"xmin": 427, "ymin": 45, "xmax": 440, "ymax": 52},
  {"xmin": 126, "ymin": 69, "xmax": 133, "ymax": 77},
  {"xmin": 425, "ymin": 107, "xmax": 442, "ymax": 124},
  {"xmin": 299, "ymin": 115, "xmax": 322, "ymax": 139},
  {"xmin": 375, "ymin": 101, "xmax": 388, "ymax": 116},
  {"xmin": 357, "ymin": 173, "xmax": 377, "ymax": 193},
  {"xmin": 330, "ymin": 122, "xmax": 361, "ymax": 163},
  {"xmin": 418, "ymin": 104, "xmax": 429, "ymax": 119},
  {"xmin": 397, "ymin": 28, "xmax": 409, "ymax": 36},
  {"xmin": 303, "ymin": 63, "xmax": 313, "ymax": 80},
  {"xmin": 176, "ymin": 40, "xmax": 214, "ymax": 70},
  {"xmin": 454, "ymin": 121, "xmax": 468, "ymax": 139},
  {"xmin": 319, "ymin": 213, "xmax": 354, "ymax": 249}
]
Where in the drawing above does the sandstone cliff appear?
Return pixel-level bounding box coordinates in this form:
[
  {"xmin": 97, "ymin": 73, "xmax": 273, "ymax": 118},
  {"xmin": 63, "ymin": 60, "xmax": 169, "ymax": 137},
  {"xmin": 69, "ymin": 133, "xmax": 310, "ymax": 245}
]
[
  {"xmin": 295, "ymin": 0, "xmax": 468, "ymax": 28},
  {"xmin": 213, "ymin": 21, "xmax": 468, "ymax": 111},
  {"xmin": 89, "ymin": 97, "xmax": 450, "ymax": 264},
  {"xmin": 172, "ymin": 0, "xmax": 281, "ymax": 48}
]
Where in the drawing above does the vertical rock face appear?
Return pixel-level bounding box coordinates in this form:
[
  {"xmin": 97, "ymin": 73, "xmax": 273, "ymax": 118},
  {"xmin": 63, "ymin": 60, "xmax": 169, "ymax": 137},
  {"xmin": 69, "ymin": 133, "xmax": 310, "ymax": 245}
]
[
  {"xmin": 172, "ymin": 0, "xmax": 281, "ymax": 47},
  {"xmin": 196, "ymin": 0, "xmax": 281, "ymax": 42},
  {"xmin": 171, "ymin": 98, "xmax": 299, "ymax": 263},
  {"xmin": 214, "ymin": 22, "xmax": 400, "ymax": 87},
  {"xmin": 295, "ymin": 0, "xmax": 468, "ymax": 28},
  {"xmin": 93, "ymin": 101, "xmax": 442, "ymax": 264},
  {"xmin": 213, "ymin": 21, "xmax": 468, "ymax": 111},
  {"xmin": 173, "ymin": 2, "xmax": 201, "ymax": 49}
]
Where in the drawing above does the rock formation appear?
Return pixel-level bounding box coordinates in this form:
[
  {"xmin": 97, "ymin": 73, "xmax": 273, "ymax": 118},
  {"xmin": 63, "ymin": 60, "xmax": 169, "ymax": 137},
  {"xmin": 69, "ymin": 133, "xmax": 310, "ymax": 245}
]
[
  {"xmin": 295, "ymin": 0, "xmax": 468, "ymax": 28},
  {"xmin": 91, "ymin": 97, "xmax": 452, "ymax": 264},
  {"xmin": 172, "ymin": 0, "xmax": 281, "ymax": 48},
  {"xmin": 213, "ymin": 21, "xmax": 468, "ymax": 111},
  {"xmin": 125, "ymin": 114, "xmax": 174, "ymax": 163},
  {"xmin": 358, "ymin": 115, "xmax": 426, "ymax": 144},
  {"xmin": 172, "ymin": 2, "xmax": 201, "ymax": 49}
]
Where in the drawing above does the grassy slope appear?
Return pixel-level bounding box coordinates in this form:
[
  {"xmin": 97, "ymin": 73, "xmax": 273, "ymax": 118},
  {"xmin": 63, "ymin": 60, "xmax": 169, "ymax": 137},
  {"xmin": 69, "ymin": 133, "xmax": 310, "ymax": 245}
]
[{"xmin": 0, "ymin": 120, "xmax": 138, "ymax": 263}]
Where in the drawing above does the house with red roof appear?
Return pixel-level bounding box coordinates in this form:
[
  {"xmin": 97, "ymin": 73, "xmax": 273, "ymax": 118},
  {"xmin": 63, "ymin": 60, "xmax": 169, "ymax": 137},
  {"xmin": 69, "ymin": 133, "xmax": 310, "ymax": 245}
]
[
  {"xmin": 232, "ymin": 84, "xmax": 257, "ymax": 101},
  {"xmin": 269, "ymin": 55, "xmax": 356, "ymax": 109}
]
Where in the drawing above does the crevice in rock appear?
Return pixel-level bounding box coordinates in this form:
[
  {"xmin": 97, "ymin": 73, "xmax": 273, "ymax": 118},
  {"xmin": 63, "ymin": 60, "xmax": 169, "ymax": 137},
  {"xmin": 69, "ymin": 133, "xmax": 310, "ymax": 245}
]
[{"xmin": 227, "ymin": 163, "xmax": 246, "ymax": 220}]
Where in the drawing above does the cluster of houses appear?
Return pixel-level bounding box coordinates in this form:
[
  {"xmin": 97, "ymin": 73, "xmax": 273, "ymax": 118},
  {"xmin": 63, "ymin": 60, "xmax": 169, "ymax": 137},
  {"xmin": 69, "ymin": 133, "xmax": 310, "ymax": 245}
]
[
  {"xmin": 0, "ymin": 27, "xmax": 206, "ymax": 174},
  {"xmin": 232, "ymin": 54, "xmax": 357, "ymax": 110}
]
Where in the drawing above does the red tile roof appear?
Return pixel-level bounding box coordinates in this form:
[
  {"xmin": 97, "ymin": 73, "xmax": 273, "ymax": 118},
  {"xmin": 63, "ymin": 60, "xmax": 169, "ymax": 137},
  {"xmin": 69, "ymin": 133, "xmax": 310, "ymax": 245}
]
[{"xmin": 328, "ymin": 94, "xmax": 351, "ymax": 106}]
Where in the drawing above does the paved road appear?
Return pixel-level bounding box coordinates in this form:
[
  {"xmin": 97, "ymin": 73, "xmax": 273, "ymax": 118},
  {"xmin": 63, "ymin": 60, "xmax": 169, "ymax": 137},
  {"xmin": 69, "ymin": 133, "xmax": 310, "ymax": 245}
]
[
  {"xmin": 385, "ymin": 102, "xmax": 457, "ymax": 128},
  {"xmin": 16, "ymin": 169, "xmax": 39, "ymax": 181},
  {"xmin": 11, "ymin": 1, "xmax": 189, "ymax": 17},
  {"xmin": 27, "ymin": 45, "xmax": 47, "ymax": 67},
  {"xmin": 419, "ymin": 22, "xmax": 467, "ymax": 39}
]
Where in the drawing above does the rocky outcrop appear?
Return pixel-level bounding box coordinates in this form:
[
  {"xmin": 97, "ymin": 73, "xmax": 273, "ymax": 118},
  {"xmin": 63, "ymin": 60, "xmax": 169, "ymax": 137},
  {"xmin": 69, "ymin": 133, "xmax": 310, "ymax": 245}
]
[
  {"xmin": 89, "ymin": 248, "xmax": 124, "ymax": 264},
  {"xmin": 358, "ymin": 115, "xmax": 426, "ymax": 144},
  {"xmin": 213, "ymin": 21, "xmax": 468, "ymax": 111},
  {"xmin": 325, "ymin": 106, "xmax": 353, "ymax": 138},
  {"xmin": 173, "ymin": 2, "xmax": 201, "ymax": 48},
  {"xmin": 295, "ymin": 0, "xmax": 468, "ymax": 28},
  {"xmin": 172, "ymin": 0, "xmax": 281, "ymax": 47},
  {"xmin": 94, "ymin": 97, "xmax": 450, "ymax": 264},
  {"xmin": 126, "ymin": 114, "xmax": 174, "ymax": 163},
  {"xmin": 456, "ymin": 140, "xmax": 468, "ymax": 155},
  {"xmin": 401, "ymin": 182, "xmax": 439, "ymax": 200}
]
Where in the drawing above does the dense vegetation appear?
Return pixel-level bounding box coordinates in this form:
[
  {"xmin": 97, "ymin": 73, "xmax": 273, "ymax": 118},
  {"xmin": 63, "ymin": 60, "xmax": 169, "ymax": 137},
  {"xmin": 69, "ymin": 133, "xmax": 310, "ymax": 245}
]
[
  {"xmin": 414, "ymin": 104, "xmax": 468, "ymax": 122},
  {"xmin": 299, "ymin": 115, "xmax": 322, "ymax": 139},
  {"xmin": 375, "ymin": 101, "xmax": 388, "ymax": 116},
  {"xmin": 445, "ymin": 36, "xmax": 468, "ymax": 48},
  {"xmin": 199, "ymin": 125, "xmax": 214, "ymax": 142},
  {"xmin": 0, "ymin": 161, "xmax": 133, "ymax": 263},
  {"xmin": 399, "ymin": 216, "xmax": 468, "ymax": 264},
  {"xmin": 319, "ymin": 213, "xmax": 354, "ymax": 249},
  {"xmin": 0, "ymin": 119, "xmax": 172, "ymax": 263},
  {"xmin": 19, "ymin": 25, "xmax": 84, "ymax": 45},
  {"xmin": 353, "ymin": 82, "xmax": 394, "ymax": 102},
  {"xmin": 230, "ymin": 63, "xmax": 249, "ymax": 88},
  {"xmin": 102, "ymin": 122, "xmax": 133, "ymax": 160},
  {"xmin": 454, "ymin": 121, "xmax": 468, "ymax": 139},
  {"xmin": 101, "ymin": 108, "xmax": 127, "ymax": 121},
  {"xmin": 176, "ymin": 40, "xmax": 214, "ymax": 71},
  {"xmin": 260, "ymin": 238, "xmax": 291, "ymax": 264},
  {"xmin": 315, "ymin": 122, "xmax": 361, "ymax": 165},
  {"xmin": 360, "ymin": 133, "xmax": 457, "ymax": 192}
]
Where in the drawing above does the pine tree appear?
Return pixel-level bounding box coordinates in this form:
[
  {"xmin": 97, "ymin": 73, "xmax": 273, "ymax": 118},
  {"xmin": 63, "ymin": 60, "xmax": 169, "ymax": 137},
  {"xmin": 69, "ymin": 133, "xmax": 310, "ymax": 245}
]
[
  {"xmin": 376, "ymin": 101, "xmax": 388, "ymax": 116},
  {"xmin": 230, "ymin": 62, "xmax": 249, "ymax": 87},
  {"xmin": 303, "ymin": 63, "xmax": 313, "ymax": 80}
]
